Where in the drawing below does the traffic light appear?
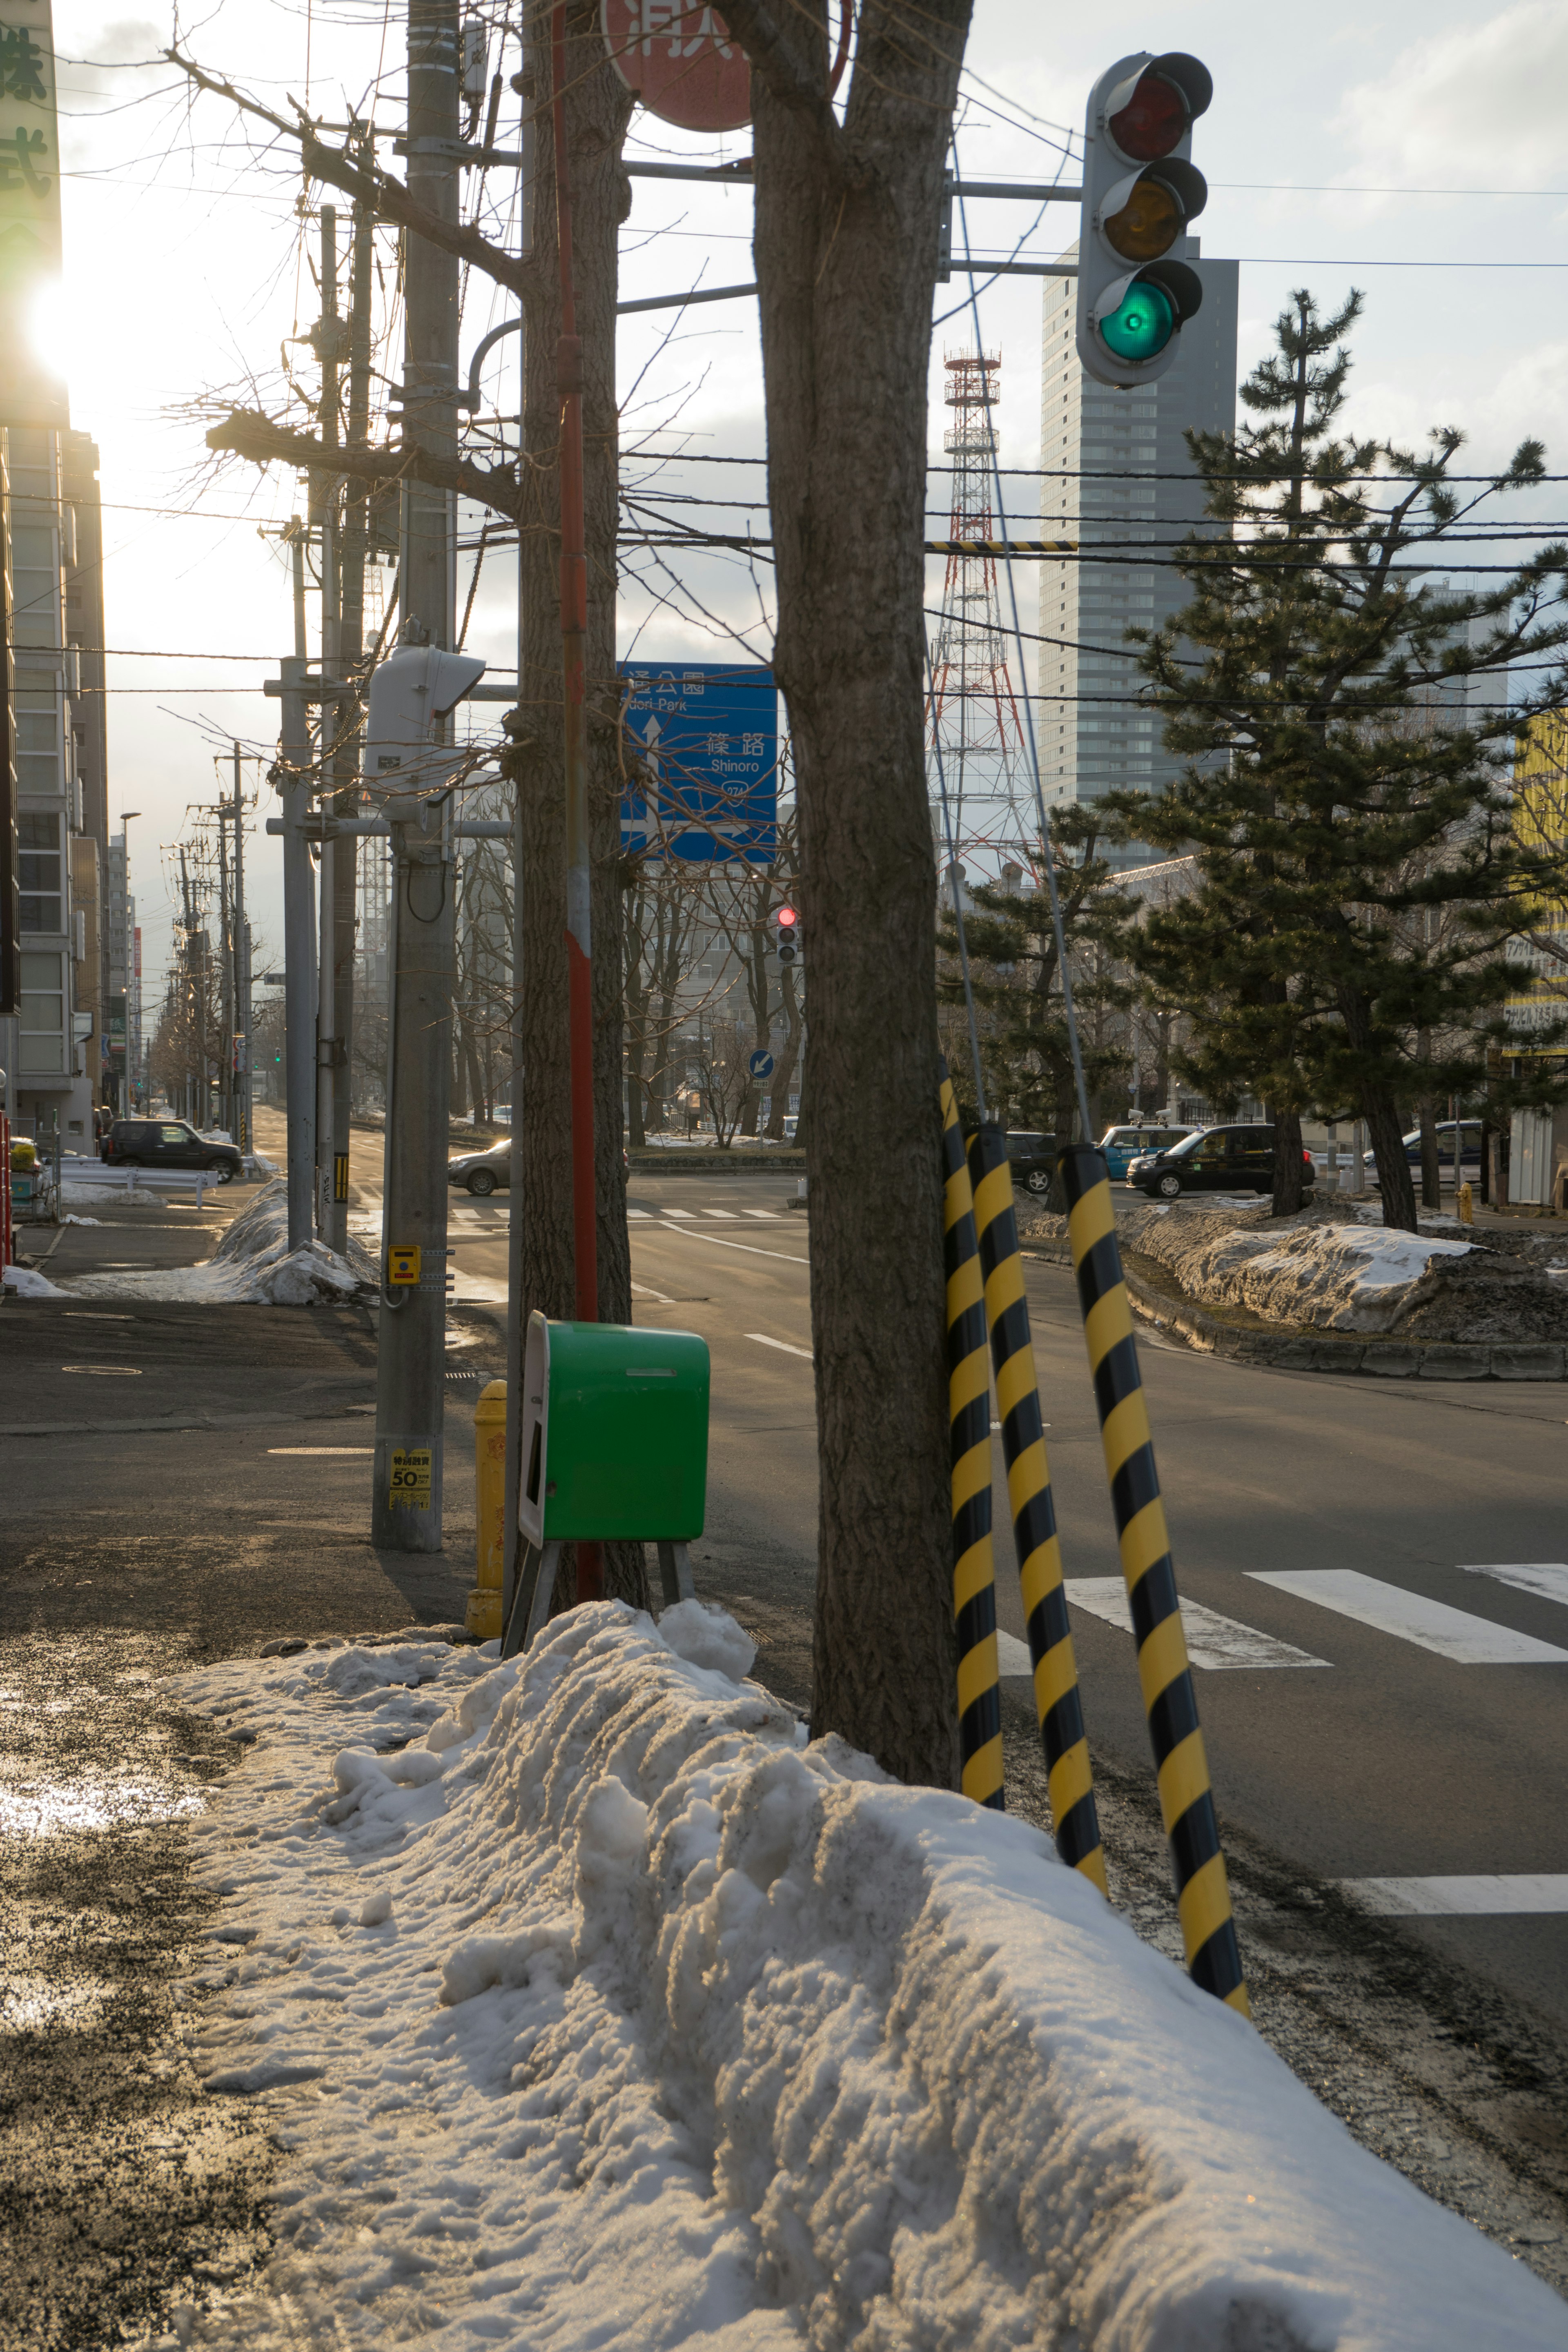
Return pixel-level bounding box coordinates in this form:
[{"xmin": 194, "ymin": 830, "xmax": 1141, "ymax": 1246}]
[
  {"xmin": 776, "ymin": 905, "xmax": 799, "ymax": 965},
  {"xmin": 1076, "ymin": 52, "xmax": 1210, "ymax": 390}
]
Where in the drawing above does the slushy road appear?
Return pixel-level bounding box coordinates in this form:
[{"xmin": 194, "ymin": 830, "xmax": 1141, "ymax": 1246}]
[{"xmin": 427, "ymin": 1167, "xmax": 1568, "ymax": 2041}]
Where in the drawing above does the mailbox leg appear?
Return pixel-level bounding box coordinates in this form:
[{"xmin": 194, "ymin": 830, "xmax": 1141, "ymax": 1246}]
[
  {"xmin": 656, "ymin": 1541, "xmax": 697, "ymax": 1607},
  {"xmin": 501, "ymin": 1540, "xmax": 564, "ymax": 1659}
]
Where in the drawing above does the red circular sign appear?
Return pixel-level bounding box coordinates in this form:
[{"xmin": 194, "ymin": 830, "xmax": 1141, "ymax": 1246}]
[{"xmin": 602, "ymin": 1, "xmax": 753, "ymax": 132}]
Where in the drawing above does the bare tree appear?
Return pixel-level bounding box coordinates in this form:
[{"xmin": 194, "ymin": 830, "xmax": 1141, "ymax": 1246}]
[
  {"xmin": 690, "ymin": 1014, "xmax": 755, "ymax": 1146},
  {"xmin": 718, "ymin": 0, "xmax": 974, "ymax": 1784}
]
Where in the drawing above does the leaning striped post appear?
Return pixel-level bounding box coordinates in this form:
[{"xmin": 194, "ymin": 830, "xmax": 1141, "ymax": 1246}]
[
  {"xmin": 1058, "ymin": 1142, "xmax": 1250, "ymax": 2013},
  {"xmin": 967, "ymin": 1123, "xmax": 1107, "ymax": 1893},
  {"xmin": 939, "ymin": 1063, "xmax": 1004, "ymax": 1809}
]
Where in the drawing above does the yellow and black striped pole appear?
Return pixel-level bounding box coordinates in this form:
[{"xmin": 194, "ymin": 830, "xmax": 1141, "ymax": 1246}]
[
  {"xmin": 1058, "ymin": 1141, "xmax": 1250, "ymax": 2014},
  {"xmin": 967, "ymin": 1123, "xmax": 1107, "ymax": 1895},
  {"xmin": 940, "ymin": 1063, "xmax": 1004, "ymax": 1809}
]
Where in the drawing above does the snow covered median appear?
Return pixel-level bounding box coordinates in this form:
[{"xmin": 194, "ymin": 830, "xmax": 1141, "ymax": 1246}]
[
  {"xmin": 161, "ymin": 1603, "xmax": 1560, "ymax": 2349},
  {"xmin": 1134, "ymin": 1214, "xmax": 1476, "ymax": 1335},
  {"xmin": 65, "ymin": 1179, "xmax": 377, "ymax": 1307}
]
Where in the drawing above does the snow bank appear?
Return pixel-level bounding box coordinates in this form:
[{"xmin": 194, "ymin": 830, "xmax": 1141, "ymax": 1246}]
[
  {"xmin": 2, "ymin": 1262, "xmax": 68, "ymax": 1297},
  {"xmin": 66, "ymin": 1179, "xmax": 378, "ymax": 1307},
  {"xmin": 163, "ymin": 1606, "xmax": 1561, "ymax": 2350}
]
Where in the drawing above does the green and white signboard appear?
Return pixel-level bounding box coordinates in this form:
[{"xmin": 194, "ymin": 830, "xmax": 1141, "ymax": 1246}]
[{"xmin": 0, "ymin": 2, "xmax": 65, "ymax": 427}]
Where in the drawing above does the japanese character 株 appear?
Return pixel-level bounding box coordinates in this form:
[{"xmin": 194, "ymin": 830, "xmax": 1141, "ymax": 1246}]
[{"xmin": 0, "ymin": 29, "xmax": 47, "ymax": 105}]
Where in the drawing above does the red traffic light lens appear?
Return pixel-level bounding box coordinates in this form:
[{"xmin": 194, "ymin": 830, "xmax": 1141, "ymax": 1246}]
[
  {"xmin": 777, "ymin": 906, "xmax": 798, "ymax": 928},
  {"xmin": 1108, "ymin": 70, "xmax": 1189, "ymax": 161}
]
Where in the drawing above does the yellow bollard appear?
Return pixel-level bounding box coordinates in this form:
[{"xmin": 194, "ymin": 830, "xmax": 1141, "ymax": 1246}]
[
  {"xmin": 466, "ymin": 1380, "xmax": 508, "ymax": 1639},
  {"xmin": 1457, "ymin": 1180, "xmax": 1474, "ymax": 1225}
]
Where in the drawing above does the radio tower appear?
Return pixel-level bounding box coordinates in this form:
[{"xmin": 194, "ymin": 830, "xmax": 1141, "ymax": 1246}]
[{"xmin": 927, "ymin": 350, "xmax": 1027, "ymax": 866}]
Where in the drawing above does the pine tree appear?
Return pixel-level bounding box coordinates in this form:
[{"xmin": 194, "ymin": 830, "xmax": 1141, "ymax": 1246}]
[
  {"xmin": 938, "ymin": 803, "xmax": 1131, "ymax": 1147},
  {"xmin": 1111, "ymin": 291, "xmax": 1568, "ymax": 1229}
]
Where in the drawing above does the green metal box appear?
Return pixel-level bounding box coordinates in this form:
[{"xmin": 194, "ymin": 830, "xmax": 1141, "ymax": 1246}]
[{"xmin": 518, "ymin": 1312, "xmax": 709, "ymax": 1546}]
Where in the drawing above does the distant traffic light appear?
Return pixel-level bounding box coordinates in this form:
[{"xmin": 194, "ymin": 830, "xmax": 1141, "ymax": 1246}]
[
  {"xmin": 776, "ymin": 905, "xmax": 799, "ymax": 965},
  {"xmin": 1076, "ymin": 52, "xmax": 1210, "ymax": 389}
]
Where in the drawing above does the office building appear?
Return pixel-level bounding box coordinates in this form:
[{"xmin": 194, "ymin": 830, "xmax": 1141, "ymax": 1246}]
[{"xmin": 1038, "ymin": 245, "xmax": 1238, "ymax": 833}]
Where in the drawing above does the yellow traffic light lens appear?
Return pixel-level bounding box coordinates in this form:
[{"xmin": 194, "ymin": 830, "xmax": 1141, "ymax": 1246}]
[{"xmin": 1105, "ymin": 175, "xmax": 1183, "ymax": 261}]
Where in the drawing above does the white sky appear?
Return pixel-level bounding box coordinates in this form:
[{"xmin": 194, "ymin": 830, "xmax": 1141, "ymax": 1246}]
[{"xmin": 45, "ymin": 0, "xmax": 1568, "ymax": 1007}]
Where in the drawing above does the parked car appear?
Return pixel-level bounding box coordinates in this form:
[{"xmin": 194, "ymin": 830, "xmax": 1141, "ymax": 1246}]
[
  {"xmin": 102, "ymin": 1117, "xmax": 243, "ymax": 1181},
  {"xmin": 1097, "ymin": 1122, "xmax": 1196, "ymax": 1181},
  {"xmin": 448, "ymin": 1138, "xmax": 512, "ymax": 1195},
  {"xmin": 1393, "ymin": 1119, "xmax": 1483, "ymax": 1176},
  {"xmin": 1128, "ymin": 1123, "xmax": 1314, "ymax": 1201},
  {"xmin": 1005, "ymin": 1130, "xmax": 1059, "ymax": 1194}
]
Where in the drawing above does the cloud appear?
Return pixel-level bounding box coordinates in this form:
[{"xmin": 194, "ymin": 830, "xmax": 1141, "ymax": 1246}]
[
  {"xmin": 54, "ymin": 18, "xmax": 168, "ymax": 114},
  {"xmin": 1336, "ymin": 2, "xmax": 1568, "ymax": 188}
]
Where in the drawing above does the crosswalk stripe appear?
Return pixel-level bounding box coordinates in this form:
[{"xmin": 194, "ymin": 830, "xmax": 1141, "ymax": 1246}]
[
  {"xmin": 742, "ymin": 1209, "xmax": 779, "ymax": 1220},
  {"xmin": 1462, "ymin": 1563, "xmax": 1568, "ymax": 1608},
  {"xmin": 628, "ymin": 1208, "xmax": 653, "ymax": 1219},
  {"xmin": 1062, "ymin": 1577, "xmax": 1330, "ymax": 1670},
  {"xmin": 1339, "ymin": 1875, "xmax": 1568, "ymax": 1916},
  {"xmin": 1248, "ymin": 1569, "xmax": 1568, "ymax": 1665},
  {"xmin": 664, "ymin": 1207, "xmax": 695, "ymax": 1219}
]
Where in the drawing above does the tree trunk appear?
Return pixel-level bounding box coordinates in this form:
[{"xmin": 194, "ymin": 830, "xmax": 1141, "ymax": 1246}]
[
  {"xmin": 1417, "ymin": 1033, "xmax": 1441, "ymax": 1209},
  {"xmin": 739, "ymin": 0, "xmax": 971, "ymax": 1784},
  {"xmin": 504, "ymin": 4, "xmax": 644, "ymax": 1610},
  {"xmin": 1270, "ymin": 1106, "xmax": 1305, "ymax": 1216},
  {"xmin": 1363, "ymin": 1086, "xmax": 1417, "ymax": 1231}
]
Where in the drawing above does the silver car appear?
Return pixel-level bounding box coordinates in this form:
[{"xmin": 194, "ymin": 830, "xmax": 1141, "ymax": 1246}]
[{"xmin": 447, "ymin": 1138, "xmax": 512, "ymax": 1196}]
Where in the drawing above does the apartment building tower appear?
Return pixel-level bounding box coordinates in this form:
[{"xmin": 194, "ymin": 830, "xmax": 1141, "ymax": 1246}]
[{"xmin": 1039, "ymin": 245, "xmax": 1238, "ymax": 837}]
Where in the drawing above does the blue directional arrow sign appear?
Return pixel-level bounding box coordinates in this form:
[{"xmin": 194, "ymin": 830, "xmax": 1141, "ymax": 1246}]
[
  {"xmin": 748, "ymin": 1049, "xmax": 775, "ymax": 1079},
  {"xmin": 619, "ymin": 664, "xmax": 778, "ymax": 864}
]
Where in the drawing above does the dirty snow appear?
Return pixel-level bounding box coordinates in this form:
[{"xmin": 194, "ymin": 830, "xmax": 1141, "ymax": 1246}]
[
  {"xmin": 63, "ymin": 1180, "xmax": 377, "ymax": 1307},
  {"xmin": 2, "ymin": 1262, "xmax": 69, "ymax": 1298},
  {"xmin": 155, "ymin": 1602, "xmax": 1564, "ymax": 2350}
]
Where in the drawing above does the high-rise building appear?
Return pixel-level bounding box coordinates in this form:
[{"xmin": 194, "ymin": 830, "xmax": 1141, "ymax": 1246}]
[{"xmin": 1038, "ymin": 244, "xmax": 1238, "ymax": 836}]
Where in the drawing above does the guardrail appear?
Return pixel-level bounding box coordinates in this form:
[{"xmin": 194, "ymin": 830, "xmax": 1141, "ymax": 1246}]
[{"xmin": 59, "ymin": 1160, "xmax": 229, "ymax": 1207}]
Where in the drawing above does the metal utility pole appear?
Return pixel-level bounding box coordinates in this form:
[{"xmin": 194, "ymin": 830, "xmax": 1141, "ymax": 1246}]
[
  {"xmin": 278, "ymin": 654, "xmax": 316, "ymax": 1248},
  {"xmin": 372, "ymin": 0, "xmax": 460, "ymax": 1555},
  {"xmin": 315, "ymin": 203, "xmax": 343, "ymax": 1243},
  {"xmin": 232, "ymin": 743, "xmax": 250, "ymax": 1156},
  {"xmin": 216, "ymin": 795, "xmax": 232, "ymax": 1138}
]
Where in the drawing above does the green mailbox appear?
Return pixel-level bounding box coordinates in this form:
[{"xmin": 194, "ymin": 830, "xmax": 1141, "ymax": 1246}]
[{"xmin": 503, "ymin": 1312, "xmax": 709, "ymax": 1654}]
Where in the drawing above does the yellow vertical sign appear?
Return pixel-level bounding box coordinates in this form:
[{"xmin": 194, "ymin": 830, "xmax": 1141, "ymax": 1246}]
[{"xmin": 0, "ymin": 3, "xmax": 65, "ymax": 427}]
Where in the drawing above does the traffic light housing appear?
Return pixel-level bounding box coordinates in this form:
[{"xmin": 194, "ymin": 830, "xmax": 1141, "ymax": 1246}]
[
  {"xmin": 776, "ymin": 905, "xmax": 798, "ymax": 965},
  {"xmin": 1076, "ymin": 52, "xmax": 1210, "ymax": 390}
]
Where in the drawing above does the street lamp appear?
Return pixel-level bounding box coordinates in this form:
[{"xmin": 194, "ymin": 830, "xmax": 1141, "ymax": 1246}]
[{"xmin": 119, "ymin": 812, "xmax": 141, "ymax": 1111}]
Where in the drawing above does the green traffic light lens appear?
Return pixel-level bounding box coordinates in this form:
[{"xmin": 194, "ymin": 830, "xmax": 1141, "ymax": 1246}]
[{"xmin": 1098, "ymin": 277, "xmax": 1176, "ymax": 363}]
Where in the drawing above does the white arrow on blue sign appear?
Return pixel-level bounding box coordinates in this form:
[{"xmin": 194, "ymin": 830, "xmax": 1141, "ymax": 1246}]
[
  {"xmin": 748, "ymin": 1049, "xmax": 775, "ymax": 1079},
  {"xmin": 619, "ymin": 663, "xmax": 778, "ymax": 864}
]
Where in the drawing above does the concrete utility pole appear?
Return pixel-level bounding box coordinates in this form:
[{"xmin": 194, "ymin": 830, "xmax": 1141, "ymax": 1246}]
[
  {"xmin": 278, "ymin": 654, "xmax": 316, "ymax": 1249},
  {"xmin": 372, "ymin": 0, "xmax": 461, "ymax": 1554},
  {"xmin": 232, "ymin": 744, "xmax": 250, "ymax": 1156},
  {"xmin": 315, "ymin": 203, "xmax": 343, "ymax": 1245},
  {"xmin": 216, "ymin": 796, "xmax": 232, "ymax": 1137}
]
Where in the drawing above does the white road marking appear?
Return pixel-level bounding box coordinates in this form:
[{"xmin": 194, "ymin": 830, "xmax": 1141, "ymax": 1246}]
[
  {"xmin": 1065, "ymin": 1576, "xmax": 1330, "ymax": 1670},
  {"xmin": 631, "ymin": 1281, "xmax": 674, "ymax": 1304},
  {"xmin": 663, "ymin": 1207, "xmax": 695, "ymax": 1220},
  {"xmin": 267, "ymin": 1447, "xmax": 374, "ymax": 1457},
  {"xmin": 627, "ymin": 1209, "xmax": 653, "ymax": 1219},
  {"xmin": 705, "ymin": 1207, "xmax": 737, "ymax": 1219},
  {"xmin": 644, "ymin": 1226, "xmax": 808, "ymax": 1267},
  {"xmin": 996, "ymin": 1630, "xmax": 1034, "ymax": 1677},
  {"xmin": 1339, "ymin": 1875, "xmax": 1568, "ymax": 1917},
  {"xmin": 742, "ymin": 1209, "xmax": 779, "ymax": 1219},
  {"xmin": 1248, "ymin": 1569, "xmax": 1568, "ymax": 1665},
  {"xmin": 1461, "ymin": 1563, "xmax": 1568, "ymax": 1609},
  {"xmin": 746, "ymin": 1332, "xmax": 813, "ymax": 1361}
]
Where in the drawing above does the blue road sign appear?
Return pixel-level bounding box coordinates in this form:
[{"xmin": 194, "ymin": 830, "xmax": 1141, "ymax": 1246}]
[
  {"xmin": 748, "ymin": 1049, "xmax": 775, "ymax": 1079},
  {"xmin": 619, "ymin": 664, "xmax": 778, "ymax": 863}
]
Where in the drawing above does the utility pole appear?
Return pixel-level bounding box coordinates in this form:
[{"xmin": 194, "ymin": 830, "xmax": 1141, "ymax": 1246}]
[
  {"xmin": 315, "ymin": 202, "xmax": 343, "ymax": 1244},
  {"xmin": 216, "ymin": 797, "xmax": 232, "ymax": 1138},
  {"xmin": 372, "ymin": 0, "xmax": 461, "ymax": 1554},
  {"xmin": 232, "ymin": 743, "xmax": 250, "ymax": 1157},
  {"xmin": 278, "ymin": 654, "xmax": 316, "ymax": 1248},
  {"xmin": 325, "ymin": 161, "xmax": 375, "ymax": 1252}
]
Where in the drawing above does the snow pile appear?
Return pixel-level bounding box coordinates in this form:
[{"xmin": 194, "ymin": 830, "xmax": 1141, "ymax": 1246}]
[
  {"xmin": 67, "ymin": 1180, "xmax": 378, "ymax": 1307},
  {"xmin": 160, "ymin": 1604, "xmax": 1562, "ymax": 2350},
  {"xmin": 2, "ymin": 1262, "xmax": 68, "ymax": 1297},
  {"xmin": 1135, "ymin": 1216, "xmax": 1473, "ymax": 1333}
]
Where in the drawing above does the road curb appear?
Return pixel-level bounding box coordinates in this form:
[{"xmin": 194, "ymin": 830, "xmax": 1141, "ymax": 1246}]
[{"xmin": 1022, "ymin": 1245, "xmax": 1567, "ymax": 1382}]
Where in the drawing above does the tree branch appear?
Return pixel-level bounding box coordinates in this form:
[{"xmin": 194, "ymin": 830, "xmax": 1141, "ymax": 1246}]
[
  {"xmin": 165, "ymin": 46, "xmax": 544, "ymax": 307},
  {"xmin": 205, "ymin": 408, "xmax": 522, "ymax": 524},
  {"xmin": 717, "ymin": 0, "xmax": 841, "ymax": 132}
]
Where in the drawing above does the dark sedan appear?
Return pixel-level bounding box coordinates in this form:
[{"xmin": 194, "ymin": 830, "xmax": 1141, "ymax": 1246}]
[
  {"xmin": 1129, "ymin": 1123, "xmax": 1314, "ymax": 1201},
  {"xmin": 448, "ymin": 1138, "xmax": 512, "ymax": 1195}
]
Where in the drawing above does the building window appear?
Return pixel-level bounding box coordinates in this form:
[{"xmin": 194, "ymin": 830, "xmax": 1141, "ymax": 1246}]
[
  {"xmin": 15, "ymin": 688, "xmax": 60, "ymax": 791},
  {"xmin": 19, "ymin": 948, "xmax": 65, "ymax": 1074},
  {"xmin": 19, "ymin": 809, "xmax": 62, "ymax": 932}
]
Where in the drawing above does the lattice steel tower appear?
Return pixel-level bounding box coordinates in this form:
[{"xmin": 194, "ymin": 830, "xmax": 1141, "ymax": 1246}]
[{"xmin": 927, "ymin": 349, "xmax": 1027, "ymax": 863}]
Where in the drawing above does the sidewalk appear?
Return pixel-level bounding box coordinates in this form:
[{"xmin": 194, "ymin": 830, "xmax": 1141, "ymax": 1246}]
[{"xmin": 0, "ymin": 1120, "xmax": 505, "ymax": 2347}]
